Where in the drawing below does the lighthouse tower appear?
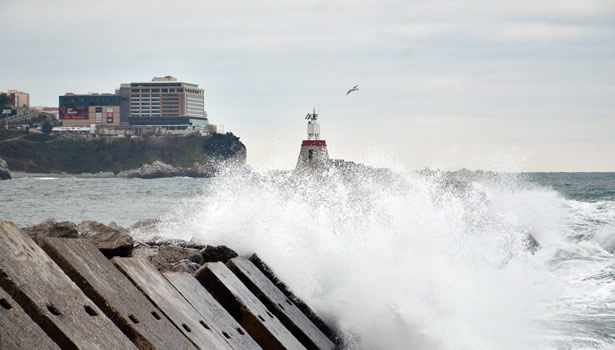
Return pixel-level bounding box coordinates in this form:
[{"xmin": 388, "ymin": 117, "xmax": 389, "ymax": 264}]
[{"xmin": 295, "ymin": 108, "xmax": 330, "ymax": 171}]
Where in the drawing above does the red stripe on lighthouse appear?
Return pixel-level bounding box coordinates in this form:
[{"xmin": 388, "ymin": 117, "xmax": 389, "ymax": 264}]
[{"xmin": 301, "ymin": 140, "xmax": 327, "ymax": 146}]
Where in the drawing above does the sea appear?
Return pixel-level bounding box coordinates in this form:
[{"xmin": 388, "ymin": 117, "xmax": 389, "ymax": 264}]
[{"xmin": 1, "ymin": 170, "xmax": 614, "ymax": 349}]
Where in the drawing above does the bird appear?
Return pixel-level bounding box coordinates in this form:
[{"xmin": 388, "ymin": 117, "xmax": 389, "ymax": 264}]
[{"xmin": 346, "ymin": 84, "xmax": 359, "ymax": 95}]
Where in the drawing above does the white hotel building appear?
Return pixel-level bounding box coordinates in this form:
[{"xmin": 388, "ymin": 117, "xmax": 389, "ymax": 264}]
[{"xmin": 118, "ymin": 76, "xmax": 207, "ymax": 128}]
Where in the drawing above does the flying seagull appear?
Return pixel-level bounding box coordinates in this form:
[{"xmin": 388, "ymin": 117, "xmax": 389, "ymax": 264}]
[{"xmin": 346, "ymin": 84, "xmax": 359, "ymax": 96}]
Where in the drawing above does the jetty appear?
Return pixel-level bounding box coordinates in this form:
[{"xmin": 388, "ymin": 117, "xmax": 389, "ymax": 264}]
[{"xmin": 0, "ymin": 220, "xmax": 338, "ymax": 349}]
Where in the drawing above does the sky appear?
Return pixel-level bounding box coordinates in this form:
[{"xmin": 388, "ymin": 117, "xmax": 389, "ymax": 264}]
[{"xmin": 2, "ymin": 0, "xmax": 614, "ymax": 171}]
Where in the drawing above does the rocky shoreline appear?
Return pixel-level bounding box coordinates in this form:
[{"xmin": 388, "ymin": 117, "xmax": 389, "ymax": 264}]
[
  {"xmin": 1, "ymin": 218, "xmax": 341, "ymax": 349},
  {"xmin": 0, "ymin": 132, "xmax": 247, "ymax": 179},
  {"xmin": 5, "ymin": 159, "xmax": 249, "ymax": 180},
  {"xmin": 20, "ymin": 218, "xmax": 242, "ymax": 273}
]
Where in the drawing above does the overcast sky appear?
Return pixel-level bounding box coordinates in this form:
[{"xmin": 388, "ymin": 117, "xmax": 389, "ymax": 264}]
[{"xmin": 2, "ymin": 0, "xmax": 614, "ymax": 171}]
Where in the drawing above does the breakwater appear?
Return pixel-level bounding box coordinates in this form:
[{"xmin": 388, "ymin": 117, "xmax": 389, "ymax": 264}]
[{"xmin": 0, "ymin": 220, "xmax": 339, "ymax": 349}]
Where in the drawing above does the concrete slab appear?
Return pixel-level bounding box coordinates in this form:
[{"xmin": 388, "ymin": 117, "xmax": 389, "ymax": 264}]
[
  {"xmin": 0, "ymin": 287, "xmax": 60, "ymax": 350},
  {"xmin": 0, "ymin": 221, "xmax": 137, "ymax": 350},
  {"xmin": 227, "ymin": 258, "xmax": 335, "ymax": 350},
  {"xmin": 249, "ymin": 254, "xmax": 338, "ymax": 345},
  {"xmin": 41, "ymin": 237, "xmax": 197, "ymax": 350},
  {"xmin": 164, "ymin": 272, "xmax": 262, "ymax": 350},
  {"xmin": 194, "ymin": 262, "xmax": 306, "ymax": 350},
  {"xmin": 113, "ymin": 257, "xmax": 232, "ymax": 350}
]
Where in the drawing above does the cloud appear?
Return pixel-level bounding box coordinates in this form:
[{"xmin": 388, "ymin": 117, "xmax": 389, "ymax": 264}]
[
  {"xmin": 490, "ymin": 23, "xmax": 612, "ymax": 42},
  {"xmin": 2, "ymin": 0, "xmax": 615, "ymax": 170}
]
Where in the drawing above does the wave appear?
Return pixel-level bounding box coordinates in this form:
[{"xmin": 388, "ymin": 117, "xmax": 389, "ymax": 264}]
[{"xmin": 147, "ymin": 167, "xmax": 615, "ymax": 349}]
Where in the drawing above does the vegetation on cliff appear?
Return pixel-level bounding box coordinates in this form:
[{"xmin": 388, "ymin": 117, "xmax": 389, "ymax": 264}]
[{"xmin": 0, "ymin": 131, "xmax": 246, "ymax": 174}]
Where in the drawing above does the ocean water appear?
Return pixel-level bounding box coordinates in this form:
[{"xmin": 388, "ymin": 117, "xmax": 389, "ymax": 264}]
[{"xmin": 1, "ymin": 170, "xmax": 614, "ymax": 349}]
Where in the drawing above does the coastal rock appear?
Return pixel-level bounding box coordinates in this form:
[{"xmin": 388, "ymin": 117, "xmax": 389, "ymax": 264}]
[
  {"xmin": 201, "ymin": 244, "xmax": 238, "ymax": 263},
  {"xmin": 107, "ymin": 221, "xmax": 129, "ymax": 234},
  {"xmin": 524, "ymin": 234, "xmax": 540, "ymax": 254},
  {"xmin": 115, "ymin": 159, "xmax": 243, "ymax": 180},
  {"xmin": 130, "ymin": 218, "xmax": 161, "ymax": 230},
  {"xmin": 0, "ymin": 157, "xmax": 10, "ymax": 180},
  {"xmin": 116, "ymin": 161, "xmax": 200, "ymax": 179},
  {"xmin": 148, "ymin": 245, "xmax": 204, "ymax": 271},
  {"xmin": 21, "ymin": 218, "xmax": 79, "ymax": 244},
  {"xmin": 128, "ymin": 218, "xmax": 162, "ymax": 240},
  {"xmin": 78, "ymin": 220, "xmax": 134, "ymax": 258},
  {"xmin": 131, "ymin": 241, "xmax": 159, "ymax": 257}
]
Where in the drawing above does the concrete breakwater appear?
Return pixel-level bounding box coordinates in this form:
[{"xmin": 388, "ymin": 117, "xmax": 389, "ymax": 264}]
[{"xmin": 0, "ymin": 220, "xmax": 339, "ymax": 349}]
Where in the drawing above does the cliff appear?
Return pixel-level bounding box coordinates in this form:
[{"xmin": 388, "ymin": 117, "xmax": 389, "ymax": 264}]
[{"xmin": 0, "ymin": 131, "xmax": 246, "ymax": 176}]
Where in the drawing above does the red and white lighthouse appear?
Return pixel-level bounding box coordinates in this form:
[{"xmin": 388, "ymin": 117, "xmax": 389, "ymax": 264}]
[{"xmin": 295, "ymin": 108, "xmax": 330, "ymax": 171}]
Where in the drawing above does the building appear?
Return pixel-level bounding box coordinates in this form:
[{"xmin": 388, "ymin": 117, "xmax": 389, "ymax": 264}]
[
  {"xmin": 7, "ymin": 90, "xmax": 30, "ymax": 108},
  {"xmin": 59, "ymin": 76, "xmax": 208, "ymax": 130},
  {"xmin": 118, "ymin": 76, "xmax": 207, "ymax": 128},
  {"xmin": 32, "ymin": 107, "xmax": 60, "ymax": 120},
  {"xmin": 59, "ymin": 93, "xmax": 121, "ymax": 127}
]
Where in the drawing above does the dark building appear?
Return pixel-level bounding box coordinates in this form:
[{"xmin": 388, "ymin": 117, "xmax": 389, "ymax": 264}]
[{"xmin": 59, "ymin": 93, "xmax": 121, "ymax": 127}]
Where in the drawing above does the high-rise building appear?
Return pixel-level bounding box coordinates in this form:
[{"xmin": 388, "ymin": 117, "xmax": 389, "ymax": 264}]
[
  {"xmin": 7, "ymin": 90, "xmax": 30, "ymax": 108},
  {"xmin": 59, "ymin": 76, "xmax": 207, "ymax": 130},
  {"xmin": 59, "ymin": 93, "xmax": 120, "ymax": 127},
  {"xmin": 119, "ymin": 76, "xmax": 206, "ymax": 120}
]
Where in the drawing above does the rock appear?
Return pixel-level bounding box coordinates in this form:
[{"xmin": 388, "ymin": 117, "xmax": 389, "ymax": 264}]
[
  {"xmin": 128, "ymin": 218, "xmax": 162, "ymax": 241},
  {"xmin": 21, "ymin": 218, "xmax": 79, "ymax": 244},
  {"xmin": 201, "ymin": 245, "xmax": 238, "ymax": 263},
  {"xmin": 148, "ymin": 245, "xmax": 204, "ymax": 271},
  {"xmin": 0, "ymin": 157, "xmax": 10, "ymax": 180},
  {"xmin": 129, "ymin": 218, "xmax": 161, "ymax": 231},
  {"xmin": 524, "ymin": 234, "xmax": 540, "ymax": 254},
  {"xmin": 78, "ymin": 220, "xmax": 134, "ymax": 258},
  {"xmin": 167, "ymin": 259, "xmax": 201, "ymax": 274},
  {"xmin": 147, "ymin": 238, "xmax": 191, "ymax": 247},
  {"xmin": 107, "ymin": 221, "xmax": 129, "ymax": 234},
  {"xmin": 116, "ymin": 161, "xmax": 200, "ymax": 179},
  {"xmin": 139, "ymin": 236, "xmax": 205, "ymax": 250},
  {"xmin": 114, "ymin": 159, "xmax": 231, "ymax": 179},
  {"xmin": 131, "ymin": 241, "xmax": 159, "ymax": 257}
]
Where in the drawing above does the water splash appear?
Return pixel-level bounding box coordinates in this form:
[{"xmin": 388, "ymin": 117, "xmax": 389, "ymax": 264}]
[{"xmin": 147, "ymin": 167, "xmax": 614, "ymax": 349}]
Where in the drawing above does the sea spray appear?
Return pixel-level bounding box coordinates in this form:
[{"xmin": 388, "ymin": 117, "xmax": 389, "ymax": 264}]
[{"xmin": 142, "ymin": 167, "xmax": 614, "ymax": 349}]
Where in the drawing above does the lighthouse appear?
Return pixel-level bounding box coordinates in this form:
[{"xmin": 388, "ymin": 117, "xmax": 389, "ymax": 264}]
[{"xmin": 295, "ymin": 108, "xmax": 330, "ymax": 171}]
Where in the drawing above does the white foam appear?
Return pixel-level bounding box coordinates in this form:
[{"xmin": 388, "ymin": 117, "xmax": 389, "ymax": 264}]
[{"xmin": 153, "ymin": 168, "xmax": 613, "ymax": 349}]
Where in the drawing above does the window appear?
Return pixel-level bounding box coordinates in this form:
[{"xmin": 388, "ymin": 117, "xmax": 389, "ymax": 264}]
[{"xmin": 162, "ymin": 89, "xmax": 168, "ymax": 92}]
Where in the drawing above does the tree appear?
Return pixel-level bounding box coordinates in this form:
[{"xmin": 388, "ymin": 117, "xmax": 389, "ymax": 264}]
[
  {"xmin": 203, "ymin": 132, "xmax": 243, "ymax": 159},
  {"xmin": 41, "ymin": 120, "xmax": 52, "ymax": 134}
]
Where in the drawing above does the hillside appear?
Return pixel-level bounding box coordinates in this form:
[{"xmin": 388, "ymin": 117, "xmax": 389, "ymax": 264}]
[{"xmin": 0, "ymin": 131, "xmax": 245, "ymax": 174}]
